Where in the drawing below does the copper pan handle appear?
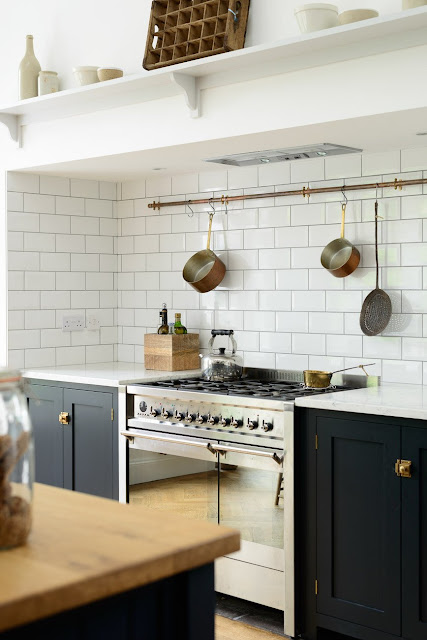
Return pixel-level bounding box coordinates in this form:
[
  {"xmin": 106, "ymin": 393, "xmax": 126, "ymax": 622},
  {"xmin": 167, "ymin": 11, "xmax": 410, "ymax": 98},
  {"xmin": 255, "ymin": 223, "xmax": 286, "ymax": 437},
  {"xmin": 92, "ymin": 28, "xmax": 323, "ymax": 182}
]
[
  {"xmin": 207, "ymin": 213, "xmax": 214, "ymax": 250},
  {"xmin": 340, "ymin": 203, "xmax": 346, "ymax": 239}
]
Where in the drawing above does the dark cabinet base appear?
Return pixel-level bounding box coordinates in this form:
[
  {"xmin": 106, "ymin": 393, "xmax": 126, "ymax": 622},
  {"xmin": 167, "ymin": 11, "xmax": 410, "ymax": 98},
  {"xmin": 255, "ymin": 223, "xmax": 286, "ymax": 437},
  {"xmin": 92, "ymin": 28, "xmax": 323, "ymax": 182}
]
[
  {"xmin": 0, "ymin": 565, "xmax": 214, "ymax": 640},
  {"xmin": 26, "ymin": 379, "xmax": 119, "ymax": 501},
  {"xmin": 296, "ymin": 407, "xmax": 427, "ymax": 640}
]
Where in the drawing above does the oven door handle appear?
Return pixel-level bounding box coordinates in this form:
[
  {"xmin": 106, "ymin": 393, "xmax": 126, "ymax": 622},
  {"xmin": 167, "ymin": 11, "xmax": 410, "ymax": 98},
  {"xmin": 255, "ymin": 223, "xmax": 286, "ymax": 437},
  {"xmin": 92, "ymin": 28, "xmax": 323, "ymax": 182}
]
[
  {"xmin": 211, "ymin": 444, "xmax": 283, "ymax": 465},
  {"xmin": 120, "ymin": 430, "xmax": 217, "ymax": 455}
]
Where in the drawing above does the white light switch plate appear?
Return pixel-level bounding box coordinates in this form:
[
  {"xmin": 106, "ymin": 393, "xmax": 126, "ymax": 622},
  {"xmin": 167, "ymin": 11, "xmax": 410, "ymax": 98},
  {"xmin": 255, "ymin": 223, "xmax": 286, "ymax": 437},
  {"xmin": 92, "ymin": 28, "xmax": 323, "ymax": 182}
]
[
  {"xmin": 87, "ymin": 316, "xmax": 100, "ymax": 331},
  {"xmin": 62, "ymin": 315, "xmax": 85, "ymax": 332}
]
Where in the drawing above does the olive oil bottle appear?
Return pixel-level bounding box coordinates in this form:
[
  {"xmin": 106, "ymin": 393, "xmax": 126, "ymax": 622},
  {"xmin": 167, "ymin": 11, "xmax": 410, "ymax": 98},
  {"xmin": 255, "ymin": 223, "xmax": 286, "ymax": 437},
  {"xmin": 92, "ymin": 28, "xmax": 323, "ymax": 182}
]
[
  {"xmin": 157, "ymin": 303, "xmax": 169, "ymax": 334},
  {"xmin": 174, "ymin": 313, "xmax": 187, "ymax": 334}
]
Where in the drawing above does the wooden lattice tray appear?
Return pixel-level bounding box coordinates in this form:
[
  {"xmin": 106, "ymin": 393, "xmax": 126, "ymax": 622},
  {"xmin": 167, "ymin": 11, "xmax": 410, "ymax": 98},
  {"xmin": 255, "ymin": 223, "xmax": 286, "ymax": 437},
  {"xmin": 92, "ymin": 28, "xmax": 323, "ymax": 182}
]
[{"xmin": 143, "ymin": 0, "xmax": 250, "ymax": 70}]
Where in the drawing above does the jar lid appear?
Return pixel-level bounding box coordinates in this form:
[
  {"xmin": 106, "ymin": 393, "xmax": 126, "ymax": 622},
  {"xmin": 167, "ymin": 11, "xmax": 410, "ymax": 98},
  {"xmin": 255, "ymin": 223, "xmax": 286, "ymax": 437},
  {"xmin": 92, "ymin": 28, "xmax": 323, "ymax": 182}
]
[
  {"xmin": 0, "ymin": 369, "xmax": 22, "ymax": 384},
  {"xmin": 40, "ymin": 70, "xmax": 58, "ymax": 76}
]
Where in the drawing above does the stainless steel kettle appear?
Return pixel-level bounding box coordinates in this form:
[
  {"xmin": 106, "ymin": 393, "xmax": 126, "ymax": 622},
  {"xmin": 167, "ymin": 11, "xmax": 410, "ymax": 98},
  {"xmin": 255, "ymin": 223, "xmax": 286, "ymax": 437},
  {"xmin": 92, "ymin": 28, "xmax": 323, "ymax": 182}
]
[{"xmin": 200, "ymin": 330, "xmax": 243, "ymax": 381}]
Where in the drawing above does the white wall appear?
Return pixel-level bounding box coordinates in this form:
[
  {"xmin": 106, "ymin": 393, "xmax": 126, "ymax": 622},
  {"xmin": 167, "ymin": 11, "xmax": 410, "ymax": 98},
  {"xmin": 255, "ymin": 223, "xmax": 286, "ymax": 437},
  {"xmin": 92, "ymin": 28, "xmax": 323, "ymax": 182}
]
[{"xmin": 0, "ymin": 0, "xmax": 404, "ymax": 103}]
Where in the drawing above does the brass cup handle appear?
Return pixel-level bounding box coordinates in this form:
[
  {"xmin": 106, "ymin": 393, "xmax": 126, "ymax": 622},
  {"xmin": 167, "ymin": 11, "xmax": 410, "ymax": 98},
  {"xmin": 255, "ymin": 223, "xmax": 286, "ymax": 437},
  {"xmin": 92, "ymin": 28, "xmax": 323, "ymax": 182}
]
[{"xmin": 59, "ymin": 411, "xmax": 70, "ymax": 425}]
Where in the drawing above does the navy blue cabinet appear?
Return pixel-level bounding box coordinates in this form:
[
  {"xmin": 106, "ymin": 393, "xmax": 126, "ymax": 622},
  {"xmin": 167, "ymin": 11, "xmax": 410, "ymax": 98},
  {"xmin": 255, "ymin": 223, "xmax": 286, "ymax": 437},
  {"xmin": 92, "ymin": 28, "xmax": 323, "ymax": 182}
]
[
  {"xmin": 26, "ymin": 381, "xmax": 118, "ymax": 500},
  {"xmin": 297, "ymin": 408, "xmax": 427, "ymax": 640}
]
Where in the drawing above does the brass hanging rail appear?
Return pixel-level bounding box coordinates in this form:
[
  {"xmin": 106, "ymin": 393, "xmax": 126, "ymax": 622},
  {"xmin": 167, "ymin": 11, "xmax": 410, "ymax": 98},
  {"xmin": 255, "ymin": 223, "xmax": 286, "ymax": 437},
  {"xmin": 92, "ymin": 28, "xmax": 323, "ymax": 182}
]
[{"xmin": 148, "ymin": 177, "xmax": 427, "ymax": 210}]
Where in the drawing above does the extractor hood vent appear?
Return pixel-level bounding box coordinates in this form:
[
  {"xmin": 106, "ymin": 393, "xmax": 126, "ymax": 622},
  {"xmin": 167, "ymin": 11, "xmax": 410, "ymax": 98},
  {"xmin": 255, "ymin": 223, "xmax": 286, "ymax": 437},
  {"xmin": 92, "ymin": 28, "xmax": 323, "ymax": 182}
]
[{"xmin": 205, "ymin": 144, "xmax": 362, "ymax": 167}]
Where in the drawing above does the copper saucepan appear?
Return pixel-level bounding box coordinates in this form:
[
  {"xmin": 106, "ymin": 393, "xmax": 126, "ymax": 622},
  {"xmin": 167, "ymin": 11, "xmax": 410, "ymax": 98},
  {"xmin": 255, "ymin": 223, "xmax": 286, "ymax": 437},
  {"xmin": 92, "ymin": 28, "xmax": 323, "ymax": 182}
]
[
  {"xmin": 320, "ymin": 203, "xmax": 360, "ymax": 277},
  {"xmin": 303, "ymin": 363, "xmax": 375, "ymax": 389},
  {"xmin": 183, "ymin": 213, "xmax": 226, "ymax": 293}
]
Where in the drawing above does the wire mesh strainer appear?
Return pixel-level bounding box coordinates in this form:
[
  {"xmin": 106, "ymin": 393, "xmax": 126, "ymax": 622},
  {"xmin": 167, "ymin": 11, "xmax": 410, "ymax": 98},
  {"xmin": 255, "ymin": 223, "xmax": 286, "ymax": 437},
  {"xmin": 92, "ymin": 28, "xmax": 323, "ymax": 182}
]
[{"xmin": 360, "ymin": 200, "xmax": 392, "ymax": 336}]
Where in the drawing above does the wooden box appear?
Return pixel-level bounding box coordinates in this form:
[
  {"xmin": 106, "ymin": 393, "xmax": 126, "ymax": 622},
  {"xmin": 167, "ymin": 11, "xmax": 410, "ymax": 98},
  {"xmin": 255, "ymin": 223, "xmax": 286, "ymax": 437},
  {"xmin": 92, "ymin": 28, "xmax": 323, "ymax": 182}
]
[
  {"xmin": 143, "ymin": 0, "xmax": 250, "ymax": 71},
  {"xmin": 144, "ymin": 333, "xmax": 200, "ymax": 371}
]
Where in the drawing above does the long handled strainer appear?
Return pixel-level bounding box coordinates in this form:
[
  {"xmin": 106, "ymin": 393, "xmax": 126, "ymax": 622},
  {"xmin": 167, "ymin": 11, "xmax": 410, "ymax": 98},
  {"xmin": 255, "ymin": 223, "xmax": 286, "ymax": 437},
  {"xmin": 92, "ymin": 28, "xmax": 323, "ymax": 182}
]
[{"xmin": 360, "ymin": 199, "xmax": 392, "ymax": 336}]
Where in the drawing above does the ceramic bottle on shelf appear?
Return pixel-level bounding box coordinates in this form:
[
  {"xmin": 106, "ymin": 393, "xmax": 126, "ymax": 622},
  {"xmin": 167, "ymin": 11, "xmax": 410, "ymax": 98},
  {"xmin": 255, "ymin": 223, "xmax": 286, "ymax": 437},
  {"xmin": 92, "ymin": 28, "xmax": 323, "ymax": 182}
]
[{"xmin": 19, "ymin": 35, "xmax": 41, "ymax": 100}]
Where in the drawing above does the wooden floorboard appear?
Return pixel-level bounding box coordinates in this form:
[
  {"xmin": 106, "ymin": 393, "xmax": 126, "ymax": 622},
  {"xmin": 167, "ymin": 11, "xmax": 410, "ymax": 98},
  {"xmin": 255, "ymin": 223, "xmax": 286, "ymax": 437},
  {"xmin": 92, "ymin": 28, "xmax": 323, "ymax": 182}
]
[{"xmin": 215, "ymin": 615, "xmax": 284, "ymax": 639}]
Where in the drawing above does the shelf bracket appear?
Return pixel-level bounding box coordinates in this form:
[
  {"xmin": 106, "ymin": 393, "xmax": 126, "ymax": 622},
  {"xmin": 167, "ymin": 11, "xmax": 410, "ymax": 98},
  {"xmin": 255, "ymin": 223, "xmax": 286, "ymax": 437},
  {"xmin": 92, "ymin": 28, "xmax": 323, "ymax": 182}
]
[
  {"xmin": 0, "ymin": 114, "xmax": 19, "ymax": 144},
  {"xmin": 170, "ymin": 72, "xmax": 200, "ymax": 119}
]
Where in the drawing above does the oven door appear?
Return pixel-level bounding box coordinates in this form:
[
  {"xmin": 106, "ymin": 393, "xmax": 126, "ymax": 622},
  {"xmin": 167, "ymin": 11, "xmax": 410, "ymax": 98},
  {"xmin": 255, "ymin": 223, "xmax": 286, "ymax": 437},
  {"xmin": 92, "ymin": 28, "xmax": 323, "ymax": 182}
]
[
  {"xmin": 214, "ymin": 441, "xmax": 286, "ymax": 612},
  {"xmin": 121, "ymin": 429, "xmax": 219, "ymax": 525}
]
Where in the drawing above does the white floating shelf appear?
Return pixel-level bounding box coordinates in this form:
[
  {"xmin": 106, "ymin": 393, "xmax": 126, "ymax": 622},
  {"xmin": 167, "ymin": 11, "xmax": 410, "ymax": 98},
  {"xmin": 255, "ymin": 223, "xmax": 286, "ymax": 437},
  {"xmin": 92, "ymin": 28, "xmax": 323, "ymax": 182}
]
[{"xmin": 0, "ymin": 7, "xmax": 426, "ymax": 143}]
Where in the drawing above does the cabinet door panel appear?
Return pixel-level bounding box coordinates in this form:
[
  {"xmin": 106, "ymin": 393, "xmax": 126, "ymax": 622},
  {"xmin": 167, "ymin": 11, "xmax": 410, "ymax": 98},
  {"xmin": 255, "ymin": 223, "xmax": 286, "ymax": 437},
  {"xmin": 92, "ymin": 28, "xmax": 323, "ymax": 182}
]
[
  {"xmin": 64, "ymin": 389, "xmax": 114, "ymax": 499},
  {"xmin": 28, "ymin": 385, "xmax": 64, "ymax": 488},
  {"xmin": 402, "ymin": 427, "xmax": 427, "ymax": 640},
  {"xmin": 317, "ymin": 416, "xmax": 401, "ymax": 635}
]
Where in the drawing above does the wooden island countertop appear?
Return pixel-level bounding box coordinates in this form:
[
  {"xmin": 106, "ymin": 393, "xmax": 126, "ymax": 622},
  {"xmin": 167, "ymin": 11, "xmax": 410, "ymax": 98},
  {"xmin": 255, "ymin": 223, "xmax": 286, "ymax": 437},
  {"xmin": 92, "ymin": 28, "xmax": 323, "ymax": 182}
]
[{"xmin": 0, "ymin": 483, "xmax": 240, "ymax": 634}]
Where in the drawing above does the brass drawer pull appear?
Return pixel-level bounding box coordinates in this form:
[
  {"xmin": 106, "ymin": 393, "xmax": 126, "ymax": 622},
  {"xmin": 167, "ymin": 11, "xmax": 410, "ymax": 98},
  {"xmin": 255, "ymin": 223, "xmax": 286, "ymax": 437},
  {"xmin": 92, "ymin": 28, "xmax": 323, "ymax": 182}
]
[
  {"xmin": 59, "ymin": 412, "xmax": 70, "ymax": 425},
  {"xmin": 395, "ymin": 459, "xmax": 411, "ymax": 478}
]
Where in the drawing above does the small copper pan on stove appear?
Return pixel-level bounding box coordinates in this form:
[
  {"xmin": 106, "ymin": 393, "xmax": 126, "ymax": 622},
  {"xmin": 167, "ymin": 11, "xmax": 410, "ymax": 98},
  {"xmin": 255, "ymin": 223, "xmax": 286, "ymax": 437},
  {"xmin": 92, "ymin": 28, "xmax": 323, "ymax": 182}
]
[{"xmin": 303, "ymin": 364, "xmax": 375, "ymax": 389}]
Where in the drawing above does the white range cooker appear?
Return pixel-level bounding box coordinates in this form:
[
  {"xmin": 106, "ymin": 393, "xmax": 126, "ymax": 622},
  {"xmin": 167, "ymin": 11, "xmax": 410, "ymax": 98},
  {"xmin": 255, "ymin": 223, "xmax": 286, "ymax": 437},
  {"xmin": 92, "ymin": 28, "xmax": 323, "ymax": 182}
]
[{"xmin": 120, "ymin": 369, "xmax": 356, "ymax": 637}]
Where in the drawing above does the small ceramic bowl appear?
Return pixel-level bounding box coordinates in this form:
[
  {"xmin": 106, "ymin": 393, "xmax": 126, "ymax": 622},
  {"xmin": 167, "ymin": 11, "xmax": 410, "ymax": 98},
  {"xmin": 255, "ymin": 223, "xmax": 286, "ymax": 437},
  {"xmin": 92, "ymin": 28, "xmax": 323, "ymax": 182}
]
[
  {"xmin": 338, "ymin": 9, "xmax": 379, "ymax": 24},
  {"xmin": 97, "ymin": 67, "xmax": 124, "ymax": 82},
  {"xmin": 73, "ymin": 66, "xmax": 99, "ymax": 86},
  {"xmin": 402, "ymin": 0, "xmax": 427, "ymax": 8},
  {"xmin": 294, "ymin": 4, "xmax": 339, "ymax": 33}
]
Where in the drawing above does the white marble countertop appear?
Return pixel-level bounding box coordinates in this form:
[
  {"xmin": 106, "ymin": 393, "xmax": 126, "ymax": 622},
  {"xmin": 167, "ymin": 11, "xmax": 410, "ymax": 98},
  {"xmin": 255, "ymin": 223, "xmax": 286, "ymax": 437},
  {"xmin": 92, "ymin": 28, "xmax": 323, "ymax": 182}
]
[
  {"xmin": 23, "ymin": 362, "xmax": 201, "ymax": 387},
  {"xmin": 295, "ymin": 383, "xmax": 427, "ymax": 421}
]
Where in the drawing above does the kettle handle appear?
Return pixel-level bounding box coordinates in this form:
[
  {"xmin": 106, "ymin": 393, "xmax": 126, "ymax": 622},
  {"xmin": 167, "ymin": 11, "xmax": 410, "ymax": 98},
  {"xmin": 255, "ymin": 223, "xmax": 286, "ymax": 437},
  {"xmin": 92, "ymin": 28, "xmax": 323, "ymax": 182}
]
[{"xmin": 209, "ymin": 330, "xmax": 237, "ymax": 355}]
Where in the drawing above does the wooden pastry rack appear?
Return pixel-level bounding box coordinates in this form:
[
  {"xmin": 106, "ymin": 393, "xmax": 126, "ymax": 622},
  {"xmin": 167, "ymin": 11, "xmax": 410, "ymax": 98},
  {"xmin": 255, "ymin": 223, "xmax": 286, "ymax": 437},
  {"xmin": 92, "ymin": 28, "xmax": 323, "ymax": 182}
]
[{"xmin": 143, "ymin": 0, "xmax": 250, "ymax": 70}]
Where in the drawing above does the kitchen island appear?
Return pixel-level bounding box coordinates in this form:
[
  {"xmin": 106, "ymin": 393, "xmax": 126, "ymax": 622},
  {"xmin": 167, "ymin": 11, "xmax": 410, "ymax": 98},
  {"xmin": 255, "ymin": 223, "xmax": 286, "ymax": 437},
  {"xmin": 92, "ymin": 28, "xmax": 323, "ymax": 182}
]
[{"xmin": 0, "ymin": 483, "xmax": 239, "ymax": 639}]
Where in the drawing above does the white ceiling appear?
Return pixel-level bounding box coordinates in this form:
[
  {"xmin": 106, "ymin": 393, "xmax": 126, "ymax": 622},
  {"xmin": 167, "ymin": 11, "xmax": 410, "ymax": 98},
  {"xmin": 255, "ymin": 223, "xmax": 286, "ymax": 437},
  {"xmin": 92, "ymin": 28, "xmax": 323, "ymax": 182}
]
[{"xmin": 19, "ymin": 106, "xmax": 427, "ymax": 181}]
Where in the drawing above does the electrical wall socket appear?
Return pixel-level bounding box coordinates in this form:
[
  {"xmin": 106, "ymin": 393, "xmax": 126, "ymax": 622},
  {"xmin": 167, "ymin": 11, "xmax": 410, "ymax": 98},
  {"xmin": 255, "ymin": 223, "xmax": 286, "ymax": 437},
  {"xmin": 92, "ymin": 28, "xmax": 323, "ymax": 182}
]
[
  {"xmin": 62, "ymin": 315, "xmax": 85, "ymax": 332},
  {"xmin": 87, "ymin": 316, "xmax": 100, "ymax": 331}
]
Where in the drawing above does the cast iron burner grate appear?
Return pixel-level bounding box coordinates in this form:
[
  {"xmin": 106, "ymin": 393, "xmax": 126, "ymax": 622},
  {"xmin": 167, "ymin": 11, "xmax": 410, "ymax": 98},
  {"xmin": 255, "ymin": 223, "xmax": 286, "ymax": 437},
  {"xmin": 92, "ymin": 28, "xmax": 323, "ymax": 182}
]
[{"xmin": 142, "ymin": 378, "xmax": 346, "ymax": 401}]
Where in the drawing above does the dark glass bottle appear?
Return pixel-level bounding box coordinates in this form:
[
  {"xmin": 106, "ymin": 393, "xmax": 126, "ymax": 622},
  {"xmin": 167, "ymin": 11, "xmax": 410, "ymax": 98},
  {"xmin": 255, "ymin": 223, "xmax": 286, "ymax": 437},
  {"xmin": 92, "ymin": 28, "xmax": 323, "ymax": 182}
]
[
  {"xmin": 157, "ymin": 303, "xmax": 169, "ymax": 335},
  {"xmin": 174, "ymin": 313, "xmax": 187, "ymax": 334}
]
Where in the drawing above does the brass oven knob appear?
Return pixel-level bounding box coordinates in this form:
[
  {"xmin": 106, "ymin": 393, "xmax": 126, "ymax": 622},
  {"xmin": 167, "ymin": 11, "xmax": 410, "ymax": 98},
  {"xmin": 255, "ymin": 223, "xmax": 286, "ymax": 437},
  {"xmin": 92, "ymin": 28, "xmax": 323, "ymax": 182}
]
[
  {"xmin": 161, "ymin": 409, "xmax": 172, "ymax": 419},
  {"xmin": 208, "ymin": 415, "xmax": 219, "ymax": 425},
  {"xmin": 221, "ymin": 417, "xmax": 231, "ymax": 426},
  {"xmin": 150, "ymin": 407, "xmax": 160, "ymax": 417},
  {"xmin": 197, "ymin": 414, "xmax": 208, "ymax": 424},
  {"xmin": 185, "ymin": 413, "xmax": 197, "ymax": 423},
  {"xmin": 247, "ymin": 420, "xmax": 258, "ymax": 430},
  {"xmin": 262, "ymin": 421, "xmax": 273, "ymax": 432},
  {"xmin": 231, "ymin": 418, "xmax": 243, "ymax": 428},
  {"xmin": 175, "ymin": 411, "xmax": 186, "ymax": 421}
]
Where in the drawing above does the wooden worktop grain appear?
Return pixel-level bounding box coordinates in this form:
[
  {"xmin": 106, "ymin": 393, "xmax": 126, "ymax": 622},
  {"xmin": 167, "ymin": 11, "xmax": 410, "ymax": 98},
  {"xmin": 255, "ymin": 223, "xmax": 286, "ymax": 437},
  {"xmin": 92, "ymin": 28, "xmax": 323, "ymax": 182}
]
[{"xmin": 0, "ymin": 483, "xmax": 239, "ymax": 633}]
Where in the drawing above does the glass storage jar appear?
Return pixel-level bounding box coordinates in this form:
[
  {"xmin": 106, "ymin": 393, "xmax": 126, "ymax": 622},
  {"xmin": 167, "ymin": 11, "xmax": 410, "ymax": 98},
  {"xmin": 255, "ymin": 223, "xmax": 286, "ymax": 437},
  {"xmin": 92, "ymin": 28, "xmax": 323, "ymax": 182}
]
[{"xmin": 0, "ymin": 369, "xmax": 33, "ymax": 549}]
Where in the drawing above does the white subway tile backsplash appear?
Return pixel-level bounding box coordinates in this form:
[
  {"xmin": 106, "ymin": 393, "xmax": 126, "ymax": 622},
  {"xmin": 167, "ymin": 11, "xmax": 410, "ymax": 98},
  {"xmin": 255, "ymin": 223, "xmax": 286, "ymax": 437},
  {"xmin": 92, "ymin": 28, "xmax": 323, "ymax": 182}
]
[
  {"xmin": 40, "ymin": 175, "xmax": 70, "ymax": 196},
  {"xmin": 327, "ymin": 334, "xmax": 362, "ymax": 357},
  {"xmin": 9, "ymin": 161, "xmax": 427, "ymax": 371},
  {"xmin": 24, "ymin": 193, "xmax": 55, "ymax": 214},
  {"xmin": 56, "ymin": 234, "xmax": 85, "ymax": 253},
  {"xmin": 276, "ymin": 269, "xmax": 308, "ymax": 290},
  {"xmin": 25, "ymin": 348, "xmax": 56, "ymax": 368},
  {"xmin": 291, "ymin": 158, "xmax": 324, "ymax": 183},
  {"xmin": 401, "ymin": 147, "xmax": 427, "ymax": 172},
  {"xmin": 276, "ymin": 226, "xmax": 308, "ymax": 248},
  {"xmin": 244, "ymin": 228, "xmax": 274, "ymax": 249},
  {"xmin": 71, "ymin": 179, "xmax": 98, "ymax": 199},
  {"xmin": 8, "ymin": 212, "xmax": 39, "ymax": 233},
  {"xmin": 121, "ymin": 179, "xmax": 146, "ymax": 200},
  {"xmin": 362, "ymin": 151, "xmax": 400, "ymax": 176},
  {"xmin": 86, "ymin": 199, "xmax": 113, "ymax": 218},
  {"xmin": 292, "ymin": 291, "xmax": 325, "ymax": 311},
  {"xmin": 258, "ymin": 163, "xmax": 290, "ymax": 187},
  {"xmin": 7, "ymin": 192, "xmax": 23, "ymax": 212},
  {"xmin": 8, "ymin": 172, "xmax": 39, "ymax": 194},
  {"xmin": 325, "ymin": 154, "xmax": 361, "ymax": 180},
  {"xmin": 199, "ymin": 171, "xmax": 227, "ymax": 192},
  {"xmin": 382, "ymin": 359, "xmax": 421, "ymax": 384},
  {"xmin": 259, "ymin": 291, "xmax": 291, "ymax": 311},
  {"xmin": 293, "ymin": 333, "xmax": 325, "ymax": 355},
  {"xmin": 244, "ymin": 270, "xmax": 275, "ymax": 290},
  {"xmin": 71, "ymin": 216, "xmax": 99, "ymax": 235},
  {"xmin": 276, "ymin": 312, "xmax": 308, "ymax": 333},
  {"xmin": 25, "ymin": 271, "xmax": 55, "ymax": 290},
  {"xmin": 326, "ymin": 290, "xmax": 362, "ymax": 312}
]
